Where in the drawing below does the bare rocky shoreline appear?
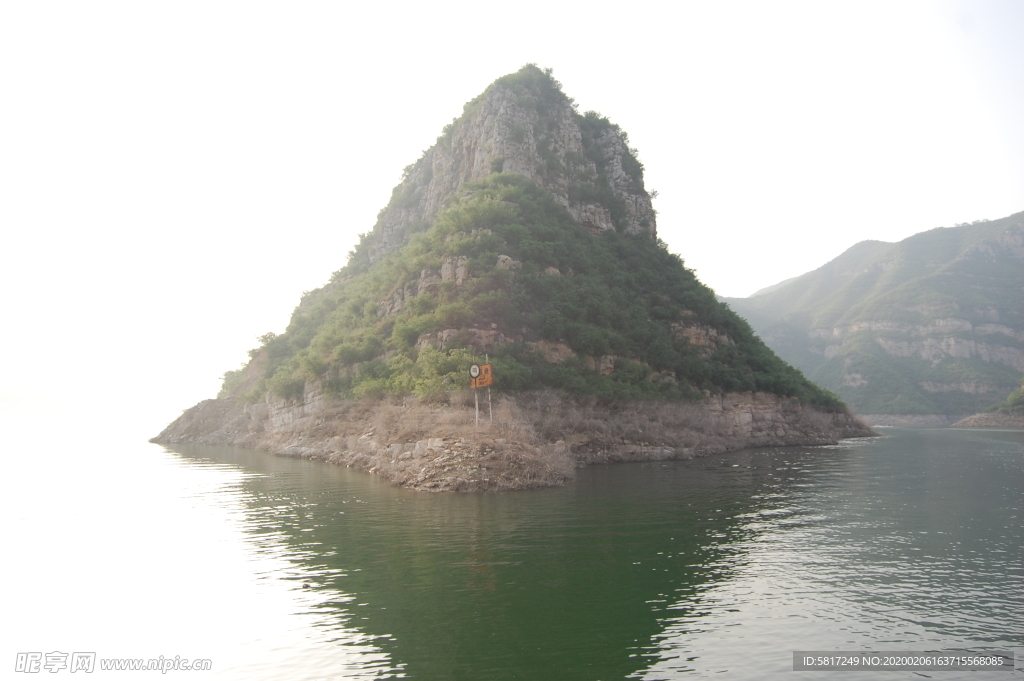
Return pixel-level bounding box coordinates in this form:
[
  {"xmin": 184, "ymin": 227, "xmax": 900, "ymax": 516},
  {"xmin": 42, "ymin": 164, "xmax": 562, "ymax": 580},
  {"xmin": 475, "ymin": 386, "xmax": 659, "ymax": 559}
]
[
  {"xmin": 950, "ymin": 412, "xmax": 1024, "ymax": 428},
  {"xmin": 859, "ymin": 414, "xmax": 956, "ymax": 428},
  {"xmin": 152, "ymin": 387, "xmax": 875, "ymax": 492},
  {"xmin": 854, "ymin": 412, "xmax": 1024, "ymax": 429}
]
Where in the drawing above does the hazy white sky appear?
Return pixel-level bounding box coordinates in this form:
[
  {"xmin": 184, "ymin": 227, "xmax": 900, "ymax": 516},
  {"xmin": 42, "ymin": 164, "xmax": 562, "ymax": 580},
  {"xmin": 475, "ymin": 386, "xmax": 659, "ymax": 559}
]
[{"xmin": 2, "ymin": 0, "xmax": 1022, "ymax": 431}]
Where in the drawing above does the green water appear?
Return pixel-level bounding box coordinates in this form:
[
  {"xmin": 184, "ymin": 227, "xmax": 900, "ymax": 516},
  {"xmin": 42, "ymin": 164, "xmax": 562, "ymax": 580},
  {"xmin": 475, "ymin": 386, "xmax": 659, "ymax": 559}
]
[{"xmin": 6, "ymin": 427, "xmax": 1023, "ymax": 679}]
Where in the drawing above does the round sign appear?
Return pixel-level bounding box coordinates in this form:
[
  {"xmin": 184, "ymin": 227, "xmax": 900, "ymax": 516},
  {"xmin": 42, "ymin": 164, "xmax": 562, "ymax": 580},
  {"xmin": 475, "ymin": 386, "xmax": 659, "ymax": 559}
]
[{"xmin": 469, "ymin": 364, "xmax": 481, "ymax": 379}]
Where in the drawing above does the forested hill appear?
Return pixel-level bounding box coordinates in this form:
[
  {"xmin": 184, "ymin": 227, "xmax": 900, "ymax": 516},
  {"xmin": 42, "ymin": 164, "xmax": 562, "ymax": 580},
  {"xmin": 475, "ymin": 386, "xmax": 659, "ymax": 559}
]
[
  {"xmin": 217, "ymin": 65, "xmax": 842, "ymax": 411},
  {"xmin": 723, "ymin": 212, "xmax": 1024, "ymax": 416}
]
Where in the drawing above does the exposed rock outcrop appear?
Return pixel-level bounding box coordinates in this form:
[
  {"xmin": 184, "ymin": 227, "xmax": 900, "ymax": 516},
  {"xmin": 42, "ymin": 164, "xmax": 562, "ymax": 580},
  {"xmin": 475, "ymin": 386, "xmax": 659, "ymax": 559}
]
[
  {"xmin": 671, "ymin": 322, "xmax": 733, "ymax": 356},
  {"xmin": 872, "ymin": 330, "xmax": 1024, "ymax": 372},
  {"xmin": 365, "ymin": 67, "xmax": 656, "ymax": 262}
]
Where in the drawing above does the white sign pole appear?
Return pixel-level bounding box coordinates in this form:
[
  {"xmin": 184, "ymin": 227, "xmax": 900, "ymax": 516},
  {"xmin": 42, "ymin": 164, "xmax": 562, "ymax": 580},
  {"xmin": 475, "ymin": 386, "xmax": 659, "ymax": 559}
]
[
  {"xmin": 486, "ymin": 353, "xmax": 492, "ymax": 426},
  {"xmin": 470, "ymin": 363, "xmax": 481, "ymax": 429}
]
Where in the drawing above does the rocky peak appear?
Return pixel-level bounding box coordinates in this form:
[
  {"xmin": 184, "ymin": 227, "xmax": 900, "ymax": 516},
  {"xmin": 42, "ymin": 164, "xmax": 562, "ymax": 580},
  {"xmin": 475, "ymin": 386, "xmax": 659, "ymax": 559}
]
[{"xmin": 363, "ymin": 65, "xmax": 656, "ymax": 262}]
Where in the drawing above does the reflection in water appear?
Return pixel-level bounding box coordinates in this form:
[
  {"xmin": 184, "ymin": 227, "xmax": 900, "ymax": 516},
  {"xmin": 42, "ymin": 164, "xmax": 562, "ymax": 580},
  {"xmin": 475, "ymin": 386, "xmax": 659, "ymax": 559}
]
[{"xmin": 158, "ymin": 428, "xmax": 1023, "ymax": 680}]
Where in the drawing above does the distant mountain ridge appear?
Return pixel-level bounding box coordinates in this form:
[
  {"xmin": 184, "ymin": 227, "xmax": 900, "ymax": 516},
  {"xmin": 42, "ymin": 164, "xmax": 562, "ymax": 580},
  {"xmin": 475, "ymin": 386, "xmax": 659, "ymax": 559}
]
[{"xmin": 724, "ymin": 212, "xmax": 1024, "ymax": 417}]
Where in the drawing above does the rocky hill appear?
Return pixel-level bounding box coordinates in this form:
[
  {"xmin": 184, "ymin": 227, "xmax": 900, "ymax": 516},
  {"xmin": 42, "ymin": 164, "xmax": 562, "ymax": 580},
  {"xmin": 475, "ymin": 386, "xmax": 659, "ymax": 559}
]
[
  {"xmin": 154, "ymin": 65, "xmax": 872, "ymax": 489},
  {"xmin": 723, "ymin": 212, "xmax": 1024, "ymax": 423}
]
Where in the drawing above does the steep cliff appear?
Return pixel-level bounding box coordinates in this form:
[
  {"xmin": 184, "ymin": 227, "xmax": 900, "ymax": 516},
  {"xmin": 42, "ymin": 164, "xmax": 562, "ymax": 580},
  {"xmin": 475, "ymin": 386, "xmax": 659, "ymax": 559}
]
[
  {"xmin": 154, "ymin": 65, "xmax": 872, "ymax": 488},
  {"xmin": 723, "ymin": 212, "xmax": 1024, "ymax": 419},
  {"xmin": 363, "ymin": 66, "xmax": 656, "ymax": 263}
]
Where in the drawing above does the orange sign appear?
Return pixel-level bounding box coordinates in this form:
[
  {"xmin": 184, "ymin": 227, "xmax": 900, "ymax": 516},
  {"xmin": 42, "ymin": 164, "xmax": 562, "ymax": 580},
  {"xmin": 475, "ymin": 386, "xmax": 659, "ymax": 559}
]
[{"xmin": 470, "ymin": 363, "xmax": 493, "ymax": 388}]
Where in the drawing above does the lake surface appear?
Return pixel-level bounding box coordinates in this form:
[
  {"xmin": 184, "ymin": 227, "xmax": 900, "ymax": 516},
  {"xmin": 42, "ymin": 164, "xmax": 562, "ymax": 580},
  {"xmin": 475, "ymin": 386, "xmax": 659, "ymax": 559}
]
[{"xmin": 5, "ymin": 425, "xmax": 1022, "ymax": 679}]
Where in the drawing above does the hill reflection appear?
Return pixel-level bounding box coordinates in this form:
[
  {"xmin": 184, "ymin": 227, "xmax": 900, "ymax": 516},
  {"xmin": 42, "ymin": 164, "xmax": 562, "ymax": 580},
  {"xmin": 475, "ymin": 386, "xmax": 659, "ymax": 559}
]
[{"xmin": 163, "ymin": 428, "xmax": 1024, "ymax": 680}]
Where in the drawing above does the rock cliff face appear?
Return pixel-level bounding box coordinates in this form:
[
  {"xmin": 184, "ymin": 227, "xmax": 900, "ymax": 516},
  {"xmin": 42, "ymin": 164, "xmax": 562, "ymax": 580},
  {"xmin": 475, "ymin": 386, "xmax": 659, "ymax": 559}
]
[
  {"xmin": 366, "ymin": 67, "xmax": 656, "ymax": 262},
  {"xmin": 812, "ymin": 319, "xmax": 1024, "ymax": 372},
  {"xmin": 724, "ymin": 213, "xmax": 1024, "ymax": 418}
]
